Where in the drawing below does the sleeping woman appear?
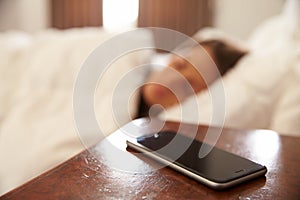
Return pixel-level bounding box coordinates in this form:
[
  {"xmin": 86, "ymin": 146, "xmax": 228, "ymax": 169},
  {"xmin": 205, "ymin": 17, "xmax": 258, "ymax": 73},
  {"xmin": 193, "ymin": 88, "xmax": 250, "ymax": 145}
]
[{"xmin": 137, "ymin": 39, "xmax": 247, "ymax": 117}]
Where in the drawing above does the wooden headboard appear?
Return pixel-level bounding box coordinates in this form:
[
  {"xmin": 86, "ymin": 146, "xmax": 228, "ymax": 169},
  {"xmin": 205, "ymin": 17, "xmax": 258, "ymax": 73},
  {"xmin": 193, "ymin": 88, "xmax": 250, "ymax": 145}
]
[
  {"xmin": 51, "ymin": 0, "xmax": 213, "ymax": 36},
  {"xmin": 138, "ymin": 0, "xmax": 213, "ymax": 37},
  {"xmin": 51, "ymin": 0, "xmax": 103, "ymax": 29}
]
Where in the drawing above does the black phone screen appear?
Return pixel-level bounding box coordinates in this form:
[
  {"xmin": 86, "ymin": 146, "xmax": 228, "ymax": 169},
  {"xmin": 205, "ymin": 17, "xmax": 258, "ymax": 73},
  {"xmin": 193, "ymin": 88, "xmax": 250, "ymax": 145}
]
[{"xmin": 136, "ymin": 131, "xmax": 266, "ymax": 183}]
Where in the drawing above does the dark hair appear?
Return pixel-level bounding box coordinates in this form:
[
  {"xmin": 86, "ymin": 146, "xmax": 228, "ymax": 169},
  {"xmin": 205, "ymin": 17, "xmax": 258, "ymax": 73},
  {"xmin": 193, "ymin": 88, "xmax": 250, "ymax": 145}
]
[{"xmin": 199, "ymin": 40, "xmax": 247, "ymax": 75}]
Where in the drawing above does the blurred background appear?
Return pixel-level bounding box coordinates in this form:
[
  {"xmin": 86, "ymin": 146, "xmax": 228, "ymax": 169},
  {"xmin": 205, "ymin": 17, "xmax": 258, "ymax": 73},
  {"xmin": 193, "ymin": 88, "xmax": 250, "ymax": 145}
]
[
  {"xmin": 1, "ymin": 0, "xmax": 299, "ymax": 196},
  {"xmin": 0, "ymin": 0, "xmax": 285, "ymax": 39}
]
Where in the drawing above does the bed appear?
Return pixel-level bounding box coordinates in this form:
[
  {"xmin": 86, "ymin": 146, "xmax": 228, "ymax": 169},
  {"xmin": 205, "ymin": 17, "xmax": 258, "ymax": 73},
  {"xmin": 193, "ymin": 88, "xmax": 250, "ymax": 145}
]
[{"xmin": 0, "ymin": 1, "xmax": 300, "ymax": 195}]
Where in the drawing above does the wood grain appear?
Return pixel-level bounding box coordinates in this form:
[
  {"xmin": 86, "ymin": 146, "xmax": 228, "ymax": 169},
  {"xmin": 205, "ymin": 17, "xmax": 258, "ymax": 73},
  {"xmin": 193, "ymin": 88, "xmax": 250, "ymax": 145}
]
[
  {"xmin": 51, "ymin": 0, "xmax": 102, "ymax": 29},
  {"xmin": 1, "ymin": 119, "xmax": 300, "ymax": 200}
]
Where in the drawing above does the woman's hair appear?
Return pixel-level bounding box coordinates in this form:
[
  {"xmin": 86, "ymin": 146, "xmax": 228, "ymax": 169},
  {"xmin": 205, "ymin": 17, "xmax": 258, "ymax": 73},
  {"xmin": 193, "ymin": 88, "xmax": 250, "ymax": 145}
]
[{"xmin": 199, "ymin": 40, "xmax": 248, "ymax": 75}]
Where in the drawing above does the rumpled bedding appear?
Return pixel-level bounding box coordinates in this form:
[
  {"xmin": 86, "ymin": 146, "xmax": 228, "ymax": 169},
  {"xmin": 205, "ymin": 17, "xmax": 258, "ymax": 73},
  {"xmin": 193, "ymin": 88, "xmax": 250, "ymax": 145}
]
[
  {"xmin": 162, "ymin": 0, "xmax": 300, "ymax": 135},
  {"xmin": 0, "ymin": 0, "xmax": 299, "ymax": 195},
  {"xmin": 0, "ymin": 28, "xmax": 152, "ymax": 195}
]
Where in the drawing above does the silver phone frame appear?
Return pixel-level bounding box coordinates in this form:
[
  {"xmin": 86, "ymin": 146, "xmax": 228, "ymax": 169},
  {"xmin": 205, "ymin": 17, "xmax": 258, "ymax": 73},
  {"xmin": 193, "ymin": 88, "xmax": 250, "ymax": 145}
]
[{"xmin": 126, "ymin": 139, "xmax": 267, "ymax": 190}]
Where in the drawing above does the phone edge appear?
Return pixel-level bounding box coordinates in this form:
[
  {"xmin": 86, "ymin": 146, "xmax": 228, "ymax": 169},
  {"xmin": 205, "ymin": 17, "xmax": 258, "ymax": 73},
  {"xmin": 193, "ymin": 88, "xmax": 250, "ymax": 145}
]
[{"xmin": 126, "ymin": 140, "xmax": 267, "ymax": 190}]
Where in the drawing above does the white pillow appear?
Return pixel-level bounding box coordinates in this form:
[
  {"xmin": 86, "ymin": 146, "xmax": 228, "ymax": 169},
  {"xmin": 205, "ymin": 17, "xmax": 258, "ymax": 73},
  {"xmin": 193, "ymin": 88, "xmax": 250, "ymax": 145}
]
[
  {"xmin": 269, "ymin": 52, "xmax": 300, "ymax": 136},
  {"xmin": 247, "ymin": 0, "xmax": 300, "ymax": 51},
  {"xmin": 161, "ymin": 49, "xmax": 296, "ymax": 132},
  {"xmin": 161, "ymin": 1, "xmax": 300, "ymax": 136},
  {"xmin": 244, "ymin": 0, "xmax": 300, "ymax": 135}
]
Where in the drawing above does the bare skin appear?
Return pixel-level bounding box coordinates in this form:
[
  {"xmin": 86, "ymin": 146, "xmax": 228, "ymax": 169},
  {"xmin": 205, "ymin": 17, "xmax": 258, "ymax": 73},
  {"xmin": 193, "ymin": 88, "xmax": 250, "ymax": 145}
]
[{"xmin": 142, "ymin": 45, "xmax": 219, "ymax": 108}]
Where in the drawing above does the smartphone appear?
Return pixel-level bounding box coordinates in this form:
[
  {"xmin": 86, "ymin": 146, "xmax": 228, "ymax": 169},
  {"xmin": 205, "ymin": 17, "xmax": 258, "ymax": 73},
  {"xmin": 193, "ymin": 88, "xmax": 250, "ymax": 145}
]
[{"xmin": 126, "ymin": 130, "xmax": 267, "ymax": 190}]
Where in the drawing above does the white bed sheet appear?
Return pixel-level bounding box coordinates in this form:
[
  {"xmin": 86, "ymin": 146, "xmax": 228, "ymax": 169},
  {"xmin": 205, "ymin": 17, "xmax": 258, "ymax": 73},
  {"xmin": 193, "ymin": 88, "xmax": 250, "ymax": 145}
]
[{"xmin": 0, "ymin": 28, "xmax": 152, "ymax": 195}]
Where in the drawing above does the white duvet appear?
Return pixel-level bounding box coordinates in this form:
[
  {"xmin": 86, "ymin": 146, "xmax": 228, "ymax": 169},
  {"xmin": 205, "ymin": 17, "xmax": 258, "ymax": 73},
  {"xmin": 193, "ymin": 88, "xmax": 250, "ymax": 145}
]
[
  {"xmin": 0, "ymin": 28, "xmax": 152, "ymax": 195},
  {"xmin": 0, "ymin": 0, "xmax": 300, "ymax": 195}
]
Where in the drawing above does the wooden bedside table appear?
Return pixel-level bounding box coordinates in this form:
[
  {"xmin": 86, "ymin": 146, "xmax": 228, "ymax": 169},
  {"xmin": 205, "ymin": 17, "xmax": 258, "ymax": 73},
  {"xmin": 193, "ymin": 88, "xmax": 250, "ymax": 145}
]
[{"xmin": 1, "ymin": 119, "xmax": 300, "ymax": 199}]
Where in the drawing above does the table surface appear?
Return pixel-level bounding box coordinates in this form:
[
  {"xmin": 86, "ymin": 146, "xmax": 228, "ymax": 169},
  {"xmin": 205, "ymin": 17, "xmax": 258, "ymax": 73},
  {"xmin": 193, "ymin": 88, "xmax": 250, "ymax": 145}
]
[{"xmin": 1, "ymin": 119, "xmax": 300, "ymax": 200}]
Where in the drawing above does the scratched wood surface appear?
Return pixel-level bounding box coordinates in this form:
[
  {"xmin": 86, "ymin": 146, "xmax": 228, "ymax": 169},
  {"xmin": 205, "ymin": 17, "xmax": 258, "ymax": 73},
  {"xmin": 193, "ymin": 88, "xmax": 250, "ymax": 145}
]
[{"xmin": 1, "ymin": 119, "xmax": 300, "ymax": 200}]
